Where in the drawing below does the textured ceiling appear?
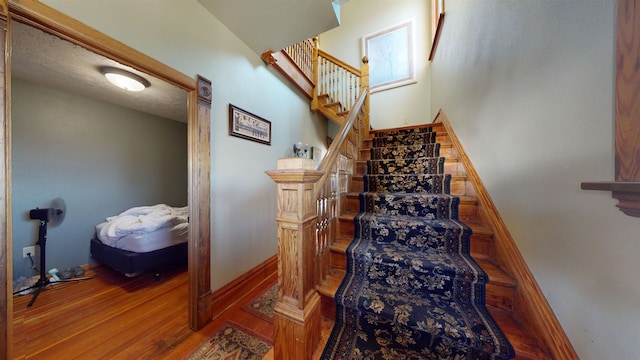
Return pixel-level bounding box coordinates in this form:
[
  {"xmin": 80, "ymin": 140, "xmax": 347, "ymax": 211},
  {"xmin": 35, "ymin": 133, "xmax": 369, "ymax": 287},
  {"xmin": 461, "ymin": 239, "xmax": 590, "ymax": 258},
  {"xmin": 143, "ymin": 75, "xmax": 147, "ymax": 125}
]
[{"xmin": 11, "ymin": 21, "xmax": 188, "ymax": 123}]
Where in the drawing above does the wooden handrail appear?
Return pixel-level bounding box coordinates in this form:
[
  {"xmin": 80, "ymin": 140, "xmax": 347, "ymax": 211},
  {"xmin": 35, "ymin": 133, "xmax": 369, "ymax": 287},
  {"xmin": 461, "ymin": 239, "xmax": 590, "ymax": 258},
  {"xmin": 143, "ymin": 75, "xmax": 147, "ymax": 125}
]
[
  {"xmin": 316, "ymin": 89, "xmax": 368, "ymax": 189},
  {"xmin": 313, "ymin": 88, "xmax": 367, "ymax": 288},
  {"xmin": 265, "ymin": 88, "xmax": 368, "ymax": 358},
  {"xmin": 317, "ymin": 49, "xmax": 362, "ymax": 76}
]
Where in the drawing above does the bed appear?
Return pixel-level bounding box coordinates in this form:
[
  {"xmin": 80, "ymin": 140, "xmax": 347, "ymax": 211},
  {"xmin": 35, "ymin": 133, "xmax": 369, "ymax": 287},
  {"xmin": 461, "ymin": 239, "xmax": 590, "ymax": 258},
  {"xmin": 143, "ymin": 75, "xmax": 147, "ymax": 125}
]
[{"xmin": 90, "ymin": 204, "xmax": 189, "ymax": 278}]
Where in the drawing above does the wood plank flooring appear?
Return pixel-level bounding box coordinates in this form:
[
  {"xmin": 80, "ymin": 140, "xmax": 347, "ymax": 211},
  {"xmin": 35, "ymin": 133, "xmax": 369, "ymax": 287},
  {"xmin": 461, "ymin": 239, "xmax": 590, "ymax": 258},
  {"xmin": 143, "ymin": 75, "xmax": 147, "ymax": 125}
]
[{"xmin": 12, "ymin": 264, "xmax": 279, "ymax": 359}]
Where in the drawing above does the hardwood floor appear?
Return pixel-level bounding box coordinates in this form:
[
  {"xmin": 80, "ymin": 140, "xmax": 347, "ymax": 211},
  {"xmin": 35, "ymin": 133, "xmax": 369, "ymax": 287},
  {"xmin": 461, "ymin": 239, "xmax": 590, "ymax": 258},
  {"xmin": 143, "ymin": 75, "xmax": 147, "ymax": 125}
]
[{"xmin": 12, "ymin": 264, "xmax": 278, "ymax": 359}]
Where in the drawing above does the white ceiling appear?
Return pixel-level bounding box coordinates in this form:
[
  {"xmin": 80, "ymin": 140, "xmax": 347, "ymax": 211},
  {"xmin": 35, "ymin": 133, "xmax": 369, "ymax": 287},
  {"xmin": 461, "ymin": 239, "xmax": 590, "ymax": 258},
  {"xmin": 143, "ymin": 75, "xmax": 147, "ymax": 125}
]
[
  {"xmin": 198, "ymin": 0, "xmax": 342, "ymax": 55},
  {"xmin": 11, "ymin": 21, "xmax": 188, "ymax": 123}
]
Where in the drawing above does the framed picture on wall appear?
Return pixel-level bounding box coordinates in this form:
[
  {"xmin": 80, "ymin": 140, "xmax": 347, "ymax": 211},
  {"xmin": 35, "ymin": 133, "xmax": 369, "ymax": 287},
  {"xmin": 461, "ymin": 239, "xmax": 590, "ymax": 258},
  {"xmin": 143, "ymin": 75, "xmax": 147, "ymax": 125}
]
[
  {"xmin": 228, "ymin": 104, "xmax": 271, "ymax": 145},
  {"xmin": 363, "ymin": 19, "xmax": 416, "ymax": 93}
]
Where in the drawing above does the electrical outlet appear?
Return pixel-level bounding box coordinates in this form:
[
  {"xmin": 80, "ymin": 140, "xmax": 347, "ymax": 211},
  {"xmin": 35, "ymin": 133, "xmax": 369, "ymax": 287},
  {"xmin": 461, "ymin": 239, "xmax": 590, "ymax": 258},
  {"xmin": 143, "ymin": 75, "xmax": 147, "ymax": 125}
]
[{"xmin": 23, "ymin": 246, "xmax": 35, "ymax": 258}]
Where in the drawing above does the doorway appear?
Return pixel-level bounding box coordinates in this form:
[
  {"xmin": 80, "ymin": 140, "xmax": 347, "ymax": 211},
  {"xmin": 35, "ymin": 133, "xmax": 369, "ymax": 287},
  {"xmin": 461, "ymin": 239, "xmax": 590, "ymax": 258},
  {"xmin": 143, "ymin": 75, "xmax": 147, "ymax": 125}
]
[{"xmin": 1, "ymin": 3, "xmax": 212, "ymax": 358}]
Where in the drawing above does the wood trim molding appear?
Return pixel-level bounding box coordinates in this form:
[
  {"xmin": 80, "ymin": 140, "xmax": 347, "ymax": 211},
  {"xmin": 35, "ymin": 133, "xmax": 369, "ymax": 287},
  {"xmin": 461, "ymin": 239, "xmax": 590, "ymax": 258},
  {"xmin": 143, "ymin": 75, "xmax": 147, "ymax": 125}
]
[
  {"xmin": 581, "ymin": 181, "xmax": 640, "ymax": 216},
  {"xmin": 190, "ymin": 76, "xmax": 213, "ymax": 329},
  {"xmin": 209, "ymin": 255, "xmax": 277, "ymax": 319},
  {"xmin": 0, "ymin": 6, "xmax": 10, "ymax": 360},
  {"xmin": 262, "ymin": 49, "xmax": 314, "ymax": 99},
  {"xmin": 429, "ymin": 13, "xmax": 445, "ymax": 61},
  {"xmin": 614, "ymin": 0, "xmax": 640, "ymax": 182},
  {"xmin": 581, "ymin": 0, "xmax": 640, "ymax": 217},
  {"xmin": 434, "ymin": 109, "xmax": 578, "ymax": 360},
  {"xmin": 1, "ymin": 2, "xmax": 212, "ymax": 358},
  {"xmin": 429, "ymin": 0, "xmax": 445, "ymax": 61}
]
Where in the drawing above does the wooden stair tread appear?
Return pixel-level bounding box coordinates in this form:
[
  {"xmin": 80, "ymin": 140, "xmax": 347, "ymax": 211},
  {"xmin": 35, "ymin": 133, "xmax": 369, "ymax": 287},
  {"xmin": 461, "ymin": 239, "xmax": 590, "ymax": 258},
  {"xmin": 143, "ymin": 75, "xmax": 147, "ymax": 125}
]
[
  {"xmin": 488, "ymin": 309, "xmax": 551, "ymax": 360},
  {"xmin": 475, "ymin": 258, "xmax": 516, "ymax": 287},
  {"xmin": 330, "ymin": 237, "xmax": 351, "ymax": 253},
  {"xmin": 338, "ymin": 213, "xmax": 356, "ymax": 221},
  {"xmin": 450, "ymin": 174, "xmax": 467, "ymax": 180},
  {"xmin": 458, "ymin": 195, "xmax": 477, "ymax": 205},
  {"xmin": 317, "ymin": 270, "xmax": 345, "ymax": 298},
  {"xmin": 466, "ymin": 220, "xmax": 492, "ymax": 236}
]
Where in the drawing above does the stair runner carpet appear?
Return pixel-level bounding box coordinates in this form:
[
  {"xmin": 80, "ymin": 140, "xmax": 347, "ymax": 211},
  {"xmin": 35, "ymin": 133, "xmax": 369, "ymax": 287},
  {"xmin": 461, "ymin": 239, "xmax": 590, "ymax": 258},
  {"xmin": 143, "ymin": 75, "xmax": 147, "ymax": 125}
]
[{"xmin": 322, "ymin": 127, "xmax": 514, "ymax": 359}]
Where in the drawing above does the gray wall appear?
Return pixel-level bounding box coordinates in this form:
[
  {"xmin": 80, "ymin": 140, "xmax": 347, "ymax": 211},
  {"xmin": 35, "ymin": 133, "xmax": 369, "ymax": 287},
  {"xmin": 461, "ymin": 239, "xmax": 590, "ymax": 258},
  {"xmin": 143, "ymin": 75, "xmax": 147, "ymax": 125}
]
[
  {"xmin": 12, "ymin": 79, "xmax": 187, "ymax": 278},
  {"xmin": 431, "ymin": 1, "xmax": 640, "ymax": 359},
  {"xmin": 43, "ymin": 0, "xmax": 328, "ymax": 291}
]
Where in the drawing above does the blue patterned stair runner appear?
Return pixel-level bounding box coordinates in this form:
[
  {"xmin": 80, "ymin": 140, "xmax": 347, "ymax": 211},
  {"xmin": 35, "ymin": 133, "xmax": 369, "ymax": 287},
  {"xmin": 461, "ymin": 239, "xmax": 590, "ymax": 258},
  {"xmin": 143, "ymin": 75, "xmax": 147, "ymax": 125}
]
[{"xmin": 322, "ymin": 127, "xmax": 515, "ymax": 359}]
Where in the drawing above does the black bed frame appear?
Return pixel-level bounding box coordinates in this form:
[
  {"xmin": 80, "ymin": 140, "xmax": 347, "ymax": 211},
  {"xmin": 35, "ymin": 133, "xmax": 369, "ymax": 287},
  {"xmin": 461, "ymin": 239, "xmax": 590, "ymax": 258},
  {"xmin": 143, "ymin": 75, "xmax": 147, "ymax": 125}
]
[{"xmin": 90, "ymin": 238, "xmax": 188, "ymax": 278}]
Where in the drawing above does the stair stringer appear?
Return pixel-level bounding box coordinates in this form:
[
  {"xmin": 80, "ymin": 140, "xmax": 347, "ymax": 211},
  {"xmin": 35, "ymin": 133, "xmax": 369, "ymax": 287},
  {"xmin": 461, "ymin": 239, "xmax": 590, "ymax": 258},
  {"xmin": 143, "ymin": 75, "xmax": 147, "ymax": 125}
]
[
  {"xmin": 262, "ymin": 50, "xmax": 314, "ymax": 99},
  {"xmin": 433, "ymin": 109, "xmax": 578, "ymax": 360},
  {"xmin": 314, "ymin": 94, "xmax": 347, "ymax": 126},
  {"xmin": 260, "ymin": 50, "xmax": 349, "ymax": 127}
]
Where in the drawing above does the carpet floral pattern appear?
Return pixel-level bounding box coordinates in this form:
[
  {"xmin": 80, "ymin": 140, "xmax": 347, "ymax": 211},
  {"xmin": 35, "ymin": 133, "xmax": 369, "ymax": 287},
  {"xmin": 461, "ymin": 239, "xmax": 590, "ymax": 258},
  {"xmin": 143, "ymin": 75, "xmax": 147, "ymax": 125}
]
[
  {"xmin": 188, "ymin": 322, "xmax": 272, "ymax": 360},
  {"xmin": 322, "ymin": 127, "xmax": 514, "ymax": 359},
  {"xmin": 241, "ymin": 283, "xmax": 278, "ymax": 323}
]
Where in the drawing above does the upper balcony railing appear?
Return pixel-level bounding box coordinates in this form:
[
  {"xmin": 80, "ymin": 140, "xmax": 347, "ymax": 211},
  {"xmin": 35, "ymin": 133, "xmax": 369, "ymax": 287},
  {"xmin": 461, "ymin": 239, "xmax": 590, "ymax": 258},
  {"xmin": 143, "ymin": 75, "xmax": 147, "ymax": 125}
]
[
  {"xmin": 282, "ymin": 38, "xmax": 314, "ymax": 82},
  {"xmin": 315, "ymin": 49, "xmax": 366, "ymax": 113},
  {"xmin": 264, "ymin": 38, "xmax": 369, "ymax": 133}
]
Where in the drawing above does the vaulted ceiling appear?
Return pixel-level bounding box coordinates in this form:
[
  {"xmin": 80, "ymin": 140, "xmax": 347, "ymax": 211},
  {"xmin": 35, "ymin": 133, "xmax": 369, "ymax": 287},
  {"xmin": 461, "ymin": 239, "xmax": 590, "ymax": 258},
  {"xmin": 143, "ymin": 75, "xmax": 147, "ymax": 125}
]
[{"xmin": 198, "ymin": 0, "xmax": 344, "ymax": 55}]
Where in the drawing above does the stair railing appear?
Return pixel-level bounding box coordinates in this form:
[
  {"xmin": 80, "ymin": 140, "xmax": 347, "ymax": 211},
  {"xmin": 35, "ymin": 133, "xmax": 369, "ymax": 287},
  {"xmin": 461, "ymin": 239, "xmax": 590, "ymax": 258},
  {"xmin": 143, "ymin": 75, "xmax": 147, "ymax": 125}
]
[
  {"xmin": 314, "ymin": 50, "xmax": 366, "ymax": 113},
  {"xmin": 270, "ymin": 37, "xmax": 370, "ymax": 132},
  {"xmin": 282, "ymin": 38, "xmax": 315, "ymax": 82},
  {"xmin": 314, "ymin": 88, "xmax": 368, "ymax": 284},
  {"xmin": 266, "ymin": 88, "xmax": 368, "ymax": 359},
  {"xmin": 265, "ymin": 37, "xmax": 370, "ymax": 358}
]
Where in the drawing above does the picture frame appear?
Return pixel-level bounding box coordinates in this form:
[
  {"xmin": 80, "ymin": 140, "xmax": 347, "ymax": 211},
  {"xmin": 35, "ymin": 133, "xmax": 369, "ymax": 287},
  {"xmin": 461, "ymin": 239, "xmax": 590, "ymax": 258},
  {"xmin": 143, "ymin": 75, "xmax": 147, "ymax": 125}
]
[
  {"xmin": 362, "ymin": 19, "xmax": 416, "ymax": 93},
  {"xmin": 228, "ymin": 104, "xmax": 271, "ymax": 145}
]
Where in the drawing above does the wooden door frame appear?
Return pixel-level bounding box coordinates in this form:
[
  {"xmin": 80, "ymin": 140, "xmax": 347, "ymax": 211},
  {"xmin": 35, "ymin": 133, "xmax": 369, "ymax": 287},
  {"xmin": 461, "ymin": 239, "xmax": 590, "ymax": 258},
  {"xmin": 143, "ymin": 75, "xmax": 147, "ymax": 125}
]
[{"xmin": 0, "ymin": 1, "xmax": 213, "ymax": 358}]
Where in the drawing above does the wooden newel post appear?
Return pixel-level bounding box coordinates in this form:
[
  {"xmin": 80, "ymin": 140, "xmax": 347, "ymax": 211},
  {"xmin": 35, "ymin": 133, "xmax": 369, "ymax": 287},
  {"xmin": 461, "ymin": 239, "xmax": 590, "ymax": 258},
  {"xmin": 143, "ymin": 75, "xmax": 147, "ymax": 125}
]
[
  {"xmin": 266, "ymin": 158, "xmax": 323, "ymax": 359},
  {"xmin": 361, "ymin": 56, "xmax": 370, "ymax": 140}
]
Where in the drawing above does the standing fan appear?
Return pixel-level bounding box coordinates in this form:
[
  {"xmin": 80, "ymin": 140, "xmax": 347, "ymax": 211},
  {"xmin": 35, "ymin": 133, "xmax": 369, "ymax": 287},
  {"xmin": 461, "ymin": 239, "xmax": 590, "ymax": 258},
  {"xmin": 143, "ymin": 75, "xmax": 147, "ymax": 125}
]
[
  {"xmin": 48, "ymin": 197, "xmax": 66, "ymax": 227},
  {"xmin": 15, "ymin": 197, "xmax": 90, "ymax": 307}
]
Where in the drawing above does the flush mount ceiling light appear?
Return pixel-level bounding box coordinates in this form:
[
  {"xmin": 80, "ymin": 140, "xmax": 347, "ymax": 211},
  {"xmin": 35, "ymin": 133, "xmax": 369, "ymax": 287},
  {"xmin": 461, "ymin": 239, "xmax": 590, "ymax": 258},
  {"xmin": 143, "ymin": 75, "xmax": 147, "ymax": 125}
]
[{"xmin": 100, "ymin": 66, "xmax": 151, "ymax": 92}]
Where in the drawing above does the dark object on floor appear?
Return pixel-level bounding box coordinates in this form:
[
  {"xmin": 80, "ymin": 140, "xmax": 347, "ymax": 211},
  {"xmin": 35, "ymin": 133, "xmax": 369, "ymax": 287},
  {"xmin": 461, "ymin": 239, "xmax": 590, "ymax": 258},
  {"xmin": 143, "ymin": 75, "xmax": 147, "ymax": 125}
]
[
  {"xmin": 322, "ymin": 127, "xmax": 514, "ymax": 359},
  {"xmin": 90, "ymin": 204, "xmax": 189, "ymax": 278},
  {"xmin": 58, "ymin": 266, "xmax": 86, "ymax": 280},
  {"xmin": 90, "ymin": 238, "xmax": 187, "ymax": 278}
]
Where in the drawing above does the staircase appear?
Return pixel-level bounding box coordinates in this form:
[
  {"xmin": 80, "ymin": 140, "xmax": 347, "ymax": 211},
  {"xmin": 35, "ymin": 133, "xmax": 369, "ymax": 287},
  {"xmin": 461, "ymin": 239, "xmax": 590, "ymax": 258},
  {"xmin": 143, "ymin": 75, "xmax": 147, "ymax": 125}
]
[
  {"xmin": 317, "ymin": 123, "xmax": 550, "ymax": 359},
  {"xmin": 265, "ymin": 38, "xmax": 577, "ymax": 359}
]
